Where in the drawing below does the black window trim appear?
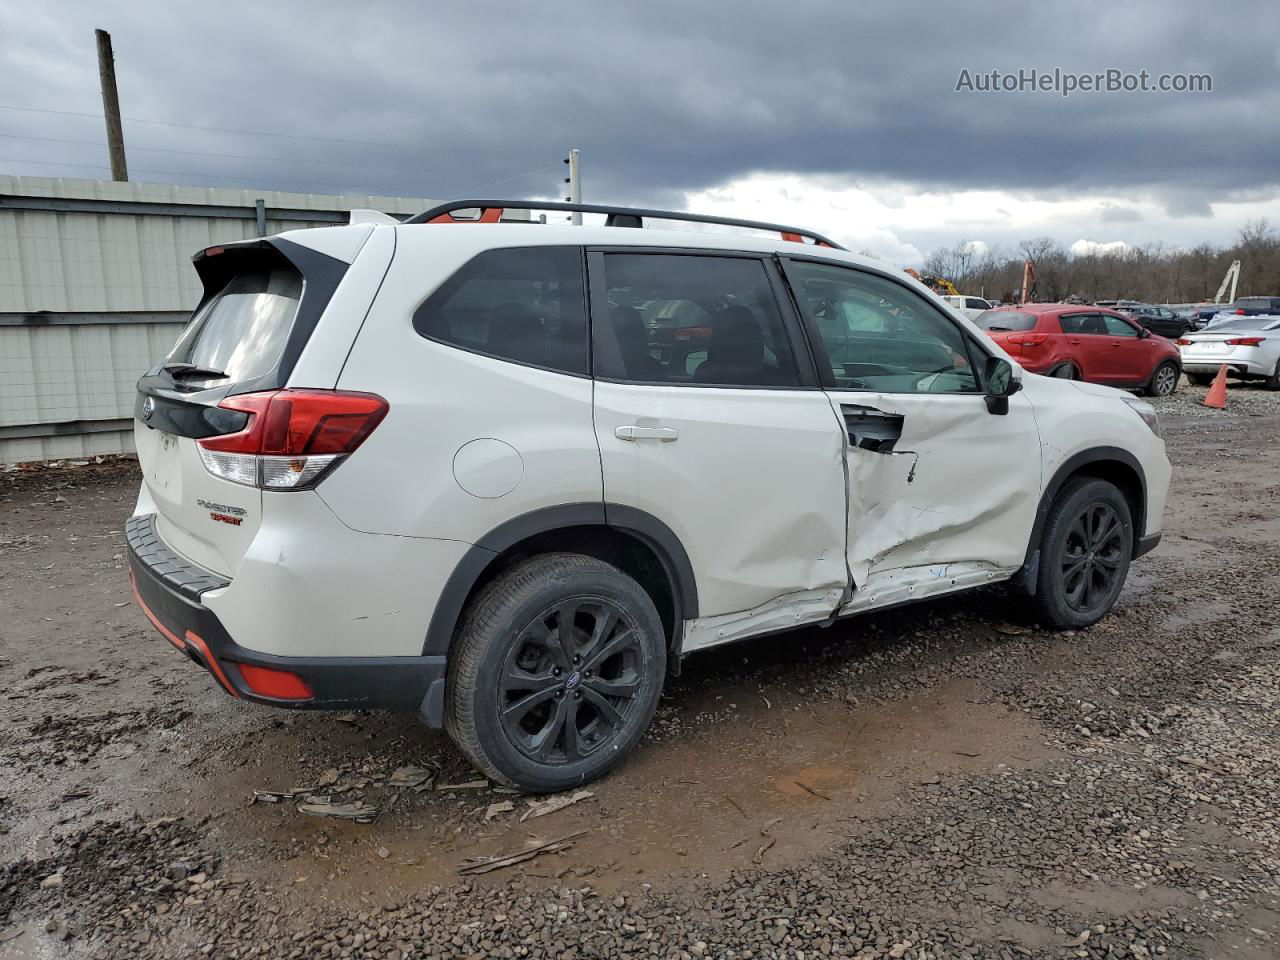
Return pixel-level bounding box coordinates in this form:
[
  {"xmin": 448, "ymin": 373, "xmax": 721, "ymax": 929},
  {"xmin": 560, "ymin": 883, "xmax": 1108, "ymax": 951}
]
[
  {"xmin": 585, "ymin": 245, "xmax": 822, "ymax": 391},
  {"xmin": 409, "ymin": 244, "xmax": 593, "ymax": 381},
  {"xmin": 775, "ymin": 253, "xmax": 995, "ymax": 396}
]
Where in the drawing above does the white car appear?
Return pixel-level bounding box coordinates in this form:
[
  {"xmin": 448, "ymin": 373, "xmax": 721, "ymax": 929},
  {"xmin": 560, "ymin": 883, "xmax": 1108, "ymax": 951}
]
[
  {"xmin": 127, "ymin": 201, "xmax": 1171, "ymax": 791},
  {"xmin": 943, "ymin": 294, "xmax": 995, "ymax": 320},
  {"xmin": 1178, "ymin": 316, "xmax": 1280, "ymax": 389}
]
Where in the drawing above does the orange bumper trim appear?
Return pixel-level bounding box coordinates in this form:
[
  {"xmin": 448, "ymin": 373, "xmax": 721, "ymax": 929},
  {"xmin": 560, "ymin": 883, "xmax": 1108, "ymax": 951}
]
[{"xmin": 129, "ymin": 570, "xmax": 241, "ymax": 699}]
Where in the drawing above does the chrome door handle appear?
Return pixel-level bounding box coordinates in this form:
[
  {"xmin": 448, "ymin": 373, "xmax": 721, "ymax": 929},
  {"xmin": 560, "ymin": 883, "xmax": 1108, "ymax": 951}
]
[{"xmin": 615, "ymin": 425, "xmax": 679, "ymax": 442}]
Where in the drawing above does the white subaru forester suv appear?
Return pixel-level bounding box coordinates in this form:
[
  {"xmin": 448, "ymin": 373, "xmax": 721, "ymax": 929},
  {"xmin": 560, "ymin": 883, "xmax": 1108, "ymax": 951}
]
[{"xmin": 128, "ymin": 201, "xmax": 1170, "ymax": 791}]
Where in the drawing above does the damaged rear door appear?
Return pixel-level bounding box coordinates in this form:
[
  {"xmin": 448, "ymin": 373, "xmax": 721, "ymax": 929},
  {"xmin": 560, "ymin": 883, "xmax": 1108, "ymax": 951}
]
[{"xmin": 780, "ymin": 258, "xmax": 1042, "ymax": 608}]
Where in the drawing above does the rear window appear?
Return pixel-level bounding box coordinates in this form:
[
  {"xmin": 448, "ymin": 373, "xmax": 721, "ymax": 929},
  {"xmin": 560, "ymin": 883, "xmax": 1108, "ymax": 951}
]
[
  {"xmin": 1235, "ymin": 298, "xmax": 1275, "ymax": 310},
  {"xmin": 167, "ymin": 265, "xmax": 302, "ymax": 382},
  {"xmin": 1204, "ymin": 317, "xmax": 1280, "ymax": 332},
  {"xmin": 974, "ymin": 310, "xmax": 1037, "ymax": 332},
  {"xmin": 412, "ymin": 246, "xmax": 588, "ymax": 375}
]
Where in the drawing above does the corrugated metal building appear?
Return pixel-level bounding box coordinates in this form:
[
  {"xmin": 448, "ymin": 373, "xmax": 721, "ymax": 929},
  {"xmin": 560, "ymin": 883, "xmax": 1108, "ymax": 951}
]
[{"xmin": 0, "ymin": 175, "xmax": 432, "ymax": 463}]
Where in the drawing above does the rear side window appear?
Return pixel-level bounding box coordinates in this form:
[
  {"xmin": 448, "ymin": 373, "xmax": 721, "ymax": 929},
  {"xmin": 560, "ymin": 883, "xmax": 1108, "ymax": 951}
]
[
  {"xmin": 595, "ymin": 254, "xmax": 800, "ymax": 387},
  {"xmin": 1060, "ymin": 313, "xmax": 1107, "ymax": 335},
  {"xmin": 974, "ymin": 310, "xmax": 1037, "ymax": 332},
  {"xmin": 413, "ymin": 246, "xmax": 588, "ymax": 375},
  {"xmin": 168, "ymin": 265, "xmax": 302, "ymax": 383}
]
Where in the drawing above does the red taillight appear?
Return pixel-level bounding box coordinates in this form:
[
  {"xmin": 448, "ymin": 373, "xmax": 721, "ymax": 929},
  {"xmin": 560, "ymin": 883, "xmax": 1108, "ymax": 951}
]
[
  {"xmin": 1235, "ymin": 309, "xmax": 1245, "ymax": 315},
  {"xmin": 1175, "ymin": 338, "xmax": 1192, "ymax": 346},
  {"xmin": 236, "ymin": 663, "xmax": 313, "ymax": 700},
  {"xmin": 197, "ymin": 389, "xmax": 388, "ymax": 489},
  {"xmin": 1006, "ymin": 333, "xmax": 1049, "ymax": 347},
  {"xmin": 1224, "ymin": 337, "xmax": 1265, "ymax": 347}
]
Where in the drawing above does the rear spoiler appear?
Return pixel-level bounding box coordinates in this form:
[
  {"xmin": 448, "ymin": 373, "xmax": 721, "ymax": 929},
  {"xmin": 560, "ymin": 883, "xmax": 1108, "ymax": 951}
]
[{"xmin": 349, "ymin": 209, "xmax": 400, "ymax": 225}]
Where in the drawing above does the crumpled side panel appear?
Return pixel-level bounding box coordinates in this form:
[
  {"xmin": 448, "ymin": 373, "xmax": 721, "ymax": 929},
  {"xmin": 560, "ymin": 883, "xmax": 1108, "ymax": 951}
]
[{"xmin": 840, "ymin": 393, "xmax": 1041, "ymax": 587}]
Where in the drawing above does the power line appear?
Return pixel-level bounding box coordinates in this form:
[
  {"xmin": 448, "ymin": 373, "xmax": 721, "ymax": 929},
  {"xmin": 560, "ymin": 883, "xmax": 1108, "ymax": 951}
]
[
  {"xmin": 0, "ymin": 103, "xmax": 418, "ymax": 149},
  {"xmin": 442, "ymin": 162, "xmax": 562, "ymax": 200},
  {"xmin": 0, "ymin": 131, "xmax": 380, "ymax": 169},
  {"xmin": 0, "ymin": 155, "xmax": 371, "ymax": 194},
  {"xmin": 1, "ymin": 153, "xmax": 561, "ymax": 199},
  {"xmin": 1, "ymin": 140, "xmax": 562, "ymax": 199}
]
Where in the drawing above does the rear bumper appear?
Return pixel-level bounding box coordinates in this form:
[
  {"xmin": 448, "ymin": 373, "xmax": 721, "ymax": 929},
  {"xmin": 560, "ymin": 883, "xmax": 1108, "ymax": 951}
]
[
  {"xmin": 1182, "ymin": 357, "xmax": 1271, "ymax": 376},
  {"xmin": 126, "ymin": 515, "xmax": 447, "ymax": 724}
]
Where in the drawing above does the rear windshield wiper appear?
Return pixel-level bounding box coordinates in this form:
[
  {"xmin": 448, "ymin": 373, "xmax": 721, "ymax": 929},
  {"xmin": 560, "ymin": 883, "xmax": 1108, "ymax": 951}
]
[
  {"xmin": 164, "ymin": 362, "xmax": 229, "ymax": 380},
  {"xmin": 985, "ymin": 326, "xmax": 1013, "ymax": 332}
]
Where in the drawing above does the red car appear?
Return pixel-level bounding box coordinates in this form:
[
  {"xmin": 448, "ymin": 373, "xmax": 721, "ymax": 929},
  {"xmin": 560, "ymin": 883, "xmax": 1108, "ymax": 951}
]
[{"xmin": 974, "ymin": 304, "xmax": 1182, "ymax": 396}]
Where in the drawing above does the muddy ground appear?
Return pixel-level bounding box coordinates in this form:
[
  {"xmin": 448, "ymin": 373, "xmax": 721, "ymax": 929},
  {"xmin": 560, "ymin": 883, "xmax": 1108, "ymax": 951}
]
[{"xmin": 1, "ymin": 381, "xmax": 1278, "ymax": 959}]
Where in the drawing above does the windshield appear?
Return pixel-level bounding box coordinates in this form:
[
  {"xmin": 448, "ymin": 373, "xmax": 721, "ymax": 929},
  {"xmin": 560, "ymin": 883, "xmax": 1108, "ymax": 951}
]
[
  {"xmin": 167, "ymin": 266, "xmax": 303, "ymax": 382},
  {"xmin": 974, "ymin": 310, "xmax": 1037, "ymax": 332}
]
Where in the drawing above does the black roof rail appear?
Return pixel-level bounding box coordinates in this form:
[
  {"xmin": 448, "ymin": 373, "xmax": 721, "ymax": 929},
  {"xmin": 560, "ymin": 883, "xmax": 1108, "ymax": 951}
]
[{"xmin": 402, "ymin": 199, "xmax": 845, "ymax": 250}]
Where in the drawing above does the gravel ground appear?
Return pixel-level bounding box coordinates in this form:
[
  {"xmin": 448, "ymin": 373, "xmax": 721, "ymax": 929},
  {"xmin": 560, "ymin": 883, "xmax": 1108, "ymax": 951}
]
[{"xmin": 2, "ymin": 380, "xmax": 1279, "ymax": 959}]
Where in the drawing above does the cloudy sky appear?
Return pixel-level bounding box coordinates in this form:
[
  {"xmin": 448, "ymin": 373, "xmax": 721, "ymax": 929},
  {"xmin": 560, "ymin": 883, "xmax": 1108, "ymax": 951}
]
[{"xmin": 2, "ymin": 0, "xmax": 1278, "ymax": 265}]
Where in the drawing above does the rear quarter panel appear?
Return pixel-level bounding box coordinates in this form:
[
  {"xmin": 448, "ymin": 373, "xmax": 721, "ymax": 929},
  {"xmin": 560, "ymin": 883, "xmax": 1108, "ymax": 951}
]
[{"xmin": 317, "ymin": 228, "xmax": 603, "ymax": 541}]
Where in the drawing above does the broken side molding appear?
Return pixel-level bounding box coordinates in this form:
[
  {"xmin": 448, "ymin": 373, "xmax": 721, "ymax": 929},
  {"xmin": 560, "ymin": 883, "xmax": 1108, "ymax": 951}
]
[
  {"xmin": 840, "ymin": 560, "xmax": 1015, "ymax": 616},
  {"xmin": 681, "ymin": 586, "xmax": 846, "ymax": 652}
]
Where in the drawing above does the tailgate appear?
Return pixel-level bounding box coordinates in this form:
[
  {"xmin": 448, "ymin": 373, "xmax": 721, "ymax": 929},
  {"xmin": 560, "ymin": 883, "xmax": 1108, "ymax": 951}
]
[
  {"xmin": 135, "ymin": 414, "xmax": 261, "ymax": 578},
  {"xmin": 135, "ymin": 238, "xmax": 349, "ymax": 579}
]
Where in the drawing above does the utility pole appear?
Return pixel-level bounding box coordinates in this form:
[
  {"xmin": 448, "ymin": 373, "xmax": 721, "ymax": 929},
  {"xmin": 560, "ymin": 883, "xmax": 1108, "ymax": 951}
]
[
  {"xmin": 95, "ymin": 28, "xmax": 128, "ymax": 181},
  {"xmin": 563, "ymin": 148, "xmax": 581, "ymax": 224}
]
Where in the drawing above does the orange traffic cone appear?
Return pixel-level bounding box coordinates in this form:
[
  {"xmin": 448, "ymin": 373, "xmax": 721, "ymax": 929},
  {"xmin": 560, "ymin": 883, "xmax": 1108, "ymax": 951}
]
[{"xmin": 1202, "ymin": 365, "xmax": 1228, "ymax": 409}]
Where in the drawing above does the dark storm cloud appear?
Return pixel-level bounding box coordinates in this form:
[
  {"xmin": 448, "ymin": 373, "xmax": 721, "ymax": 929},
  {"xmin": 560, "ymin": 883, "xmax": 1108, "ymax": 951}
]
[{"xmin": 1, "ymin": 0, "xmax": 1278, "ymax": 213}]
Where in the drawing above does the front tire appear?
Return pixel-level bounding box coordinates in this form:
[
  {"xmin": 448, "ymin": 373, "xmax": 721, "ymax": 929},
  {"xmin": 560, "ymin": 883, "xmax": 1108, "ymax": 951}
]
[
  {"xmin": 1145, "ymin": 361, "xmax": 1179, "ymax": 397},
  {"xmin": 1032, "ymin": 477, "xmax": 1134, "ymax": 629},
  {"xmin": 445, "ymin": 553, "xmax": 666, "ymax": 792}
]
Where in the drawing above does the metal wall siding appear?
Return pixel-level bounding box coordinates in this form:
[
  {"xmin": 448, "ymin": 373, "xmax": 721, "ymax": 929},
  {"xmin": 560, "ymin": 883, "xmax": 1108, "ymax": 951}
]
[
  {"xmin": 0, "ymin": 176, "xmax": 431, "ymax": 462},
  {"xmin": 0, "ymin": 322, "xmax": 185, "ymax": 427}
]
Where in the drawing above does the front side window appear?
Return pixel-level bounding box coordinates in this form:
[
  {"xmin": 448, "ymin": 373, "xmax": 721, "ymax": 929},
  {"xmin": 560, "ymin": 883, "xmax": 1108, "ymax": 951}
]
[
  {"xmin": 412, "ymin": 246, "xmax": 588, "ymax": 375},
  {"xmin": 1103, "ymin": 315, "xmax": 1141, "ymax": 337},
  {"xmin": 966, "ymin": 297, "xmax": 989, "ymax": 310},
  {"xmin": 787, "ymin": 261, "xmax": 981, "ymax": 393},
  {"xmin": 596, "ymin": 254, "xmax": 800, "ymax": 387}
]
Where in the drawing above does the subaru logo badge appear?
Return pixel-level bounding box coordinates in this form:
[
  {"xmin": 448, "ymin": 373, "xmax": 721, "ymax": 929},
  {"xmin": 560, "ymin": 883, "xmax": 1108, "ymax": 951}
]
[
  {"xmin": 141, "ymin": 396, "xmax": 155, "ymax": 421},
  {"xmin": 565, "ymin": 671, "xmax": 582, "ymax": 690}
]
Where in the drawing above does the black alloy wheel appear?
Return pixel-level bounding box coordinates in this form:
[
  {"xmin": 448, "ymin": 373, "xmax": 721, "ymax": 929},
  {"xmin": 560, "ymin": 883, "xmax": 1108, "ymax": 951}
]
[
  {"xmin": 1059, "ymin": 501, "xmax": 1127, "ymax": 615},
  {"xmin": 1032, "ymin": 477, "xmax": 1134, "ymax": 629},
  {"xmin": 499, "ymin": 597, "xmax": 645, "ymax": 764}
]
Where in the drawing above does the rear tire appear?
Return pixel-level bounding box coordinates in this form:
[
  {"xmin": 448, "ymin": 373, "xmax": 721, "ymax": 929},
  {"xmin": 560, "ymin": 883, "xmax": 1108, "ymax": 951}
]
[
  {"xmin": 1032, "ymin": 477, "xmax": 1134, "ymax": 630},
  {"xmin": 1051, "ymin": 363, "xmax": 1079, "ymax": 380},
  {"xmin": 1145, "ymin": 361, "xmax": 1179, "ymax": 397},
  {"xmin": 1186, "ymin": 372, "xmax": 1214, "ymax": 387},
  {"xmin": 445, "ymin": 553, "xmax": 666, "ymax": 792}
]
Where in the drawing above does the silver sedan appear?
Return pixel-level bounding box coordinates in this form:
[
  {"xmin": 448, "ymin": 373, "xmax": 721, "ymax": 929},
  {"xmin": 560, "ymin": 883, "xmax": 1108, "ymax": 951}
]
[{"xmin": 1178, "ymin": 316, "xmax": 1280, "ymax": 389}]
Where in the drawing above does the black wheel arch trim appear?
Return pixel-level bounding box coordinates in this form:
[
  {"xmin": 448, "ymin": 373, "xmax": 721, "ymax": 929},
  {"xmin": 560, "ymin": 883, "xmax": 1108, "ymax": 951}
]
[
  {"xmin": 1013, "ymin": 446, "xmax": 1150, "ymax": 593},
  {"xmin": 422, "ymin": 503, "xmax": 699, "ymax": 657}
]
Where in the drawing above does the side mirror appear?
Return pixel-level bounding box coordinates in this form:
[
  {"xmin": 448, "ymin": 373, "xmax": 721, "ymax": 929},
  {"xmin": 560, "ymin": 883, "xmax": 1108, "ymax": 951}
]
[
  {"xmin": 983, "ymin": 355, "xmax": 1021, "ymax": 415},
  {"xmin": 1138, "ymin": 327, "xmax": 1151, "ymax": 338}
]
